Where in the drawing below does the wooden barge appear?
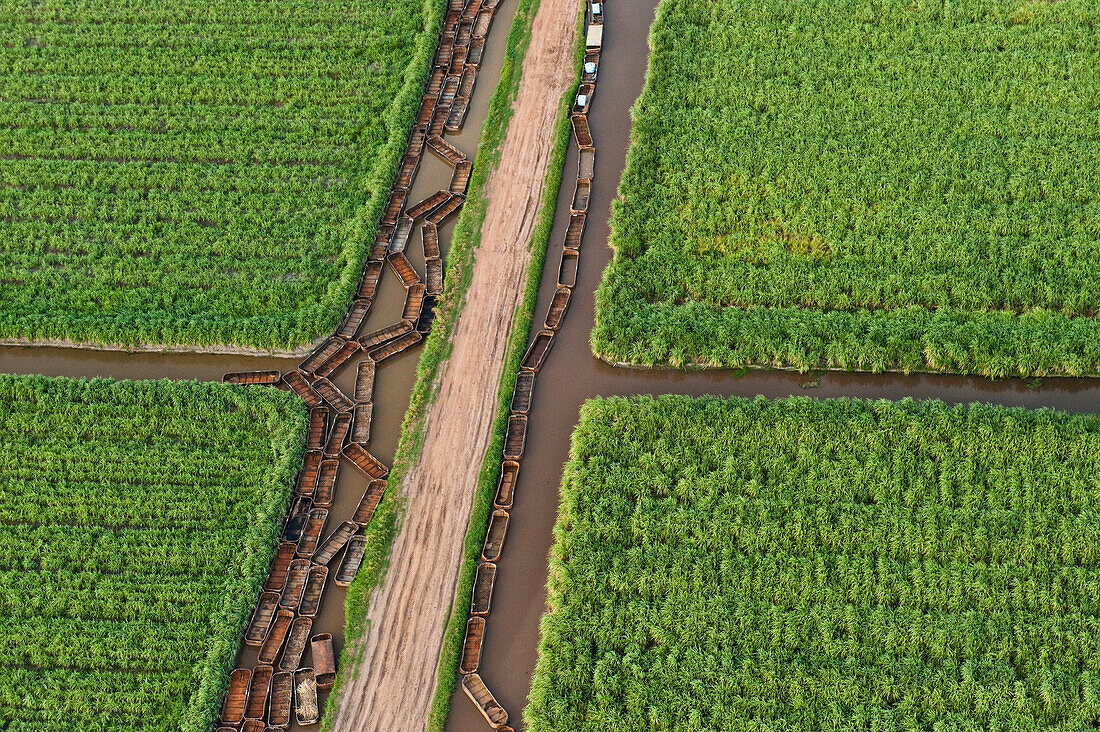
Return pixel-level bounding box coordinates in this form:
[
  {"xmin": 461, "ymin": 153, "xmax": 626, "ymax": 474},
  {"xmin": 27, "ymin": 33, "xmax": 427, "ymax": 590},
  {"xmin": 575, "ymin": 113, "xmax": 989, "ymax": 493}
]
[
  {"xmin": 415, "ymin": 94, "xmax": 436, "ymax": 128},
  {"xmin": 455, "ymin": 18, "xmax": 473, "ymax": 46},
  {"xmin": 313, "ymin": 459, "xmax": 339, "ymax": 508},
  {"xmin": 281, "ymin": 371, "xmax": 323, "ymax": 408},
  {"xmin": 446, "ymin": 95, "xmax": 471, "ymax": 133},
  {"xmin": 221, "ymin": 668, "xmax": 251, "ymax": 725},
  {"xmin": 300, "ymin": 337, "xmax": 344, "ymax": 375},
  {"xmin": 336, "ymin": 534, "xmax": 368, "ymax": 587},
  {"xmin": 244, "ymin": 664, "xmax": 273, "ymax": 721},
  {"xmin": 358, "ymin": 320, "xmax": 414, "ymax": 350},
  {"xmin": 495, "ymin": 460, "xmax": 519, "ymax": 510},
  {"xmin": 510, "ymin": 371, "xmax": 535, "ymax": 414},
  {"xmin": 571, "ymin": 179, "xmax": 591, "ymax": 214},
  {"xmin": 294, "ymin": 668, "xmax": 320, "ymax": 727},
  {"xmin": 269, "ymin": 671, "xmax": 293, "ymax": 728},
  {"xmin": 280, "ymin": 617, "xmax": 312, "ymax": 672},
  {"xmin": 557, "ymin": 249, "xmax": 579, "ymax": 288},
  {"xmin": 351, "ymin": 402, "xmax": 373, "ymax": 445},
  {"xmin": 439, "ymin": 75, "xmax": 460, "ymax": 106},
  {"xmin": 396, "ymin": 153, "xmax": 421, "ymax": 190},
  {"xmin": 430, "ymin": 103, "xmax": 451, "ymax": 137},
  {"xmin": 265, "ymin": 542, "xmax": 298, "ymax": 592},
  {"xmin": 245, "ymin": 592, "xmax": 280, "ymax": 647},
  {"xmin": 223, "ymin": 370, "xmax": 281, "ymax": 386},
  {"xmin": 280, "ymin": 559, "xmax": 310, "ymax": 608},
  {"xmin": 353, "ymin": 479, "xmax": 387, "ymax": 526},
  {"xmin": 579, "ymin": 146, "xmax": 595, "ymax": 180},
  {"xmin": 590, "ymin": 0, "xmax": 603, "ymax": 24},
  {"xmin": 311, "ymin": 633, "xmax": 337, "ymax": 690},
  {"xmin": 383, "ymin": 188, "xmax": 408, "ymax": 226},
  {"xmin": 315, "ymin": 339, "xmax": 361, "ymax": 379},
  {"xmin": 427, "ymin": 193, "xmax": 465, "ymax": 225},
  {"xmin": 408, "ymin": 124, "xmax": 429, "ymax": 158},
  {"xmin": 473, "ymin": 8, "xmax": 494, "ymax": 37},
  {"xmin": 521, "ymin": 330, "xmax": 555, "ymax": 373},
  {"xmin": 369, "ymin": 329, "xmax": 423, "ymax": 364},
  {"xmin": 296, "ymin": 451, "xmax": 321, "ymax": 496},
  {"xmin": 343, "ymin": 443, "xmax": 389, "ymax": 479},
  {"xmin": 427, "ymin": 135, "xmax": 465, "ymax": 167},
  {"xmin": 573, "ymin": 84, "xmax": 594, "ymax": 115},
  {"xmin": 242, "ymin": 721, "xmax": 265, "ymax": 732},
  {"xmin": 298, "ymin": 566, "xmax": 328, "ymax": 617},
  {"xmin": 467, "ymin": 37, "xmax": 485, "ymax": 67},
  {"xmin": 585, "ymin": 21, "xmax": 603, "ymax": 51},
  {"xmin": 313, "ymin": 377, "xmax": 355, "ymax": 413},
  {"xmin": 450, "ymin": 160, "xmax": 473, "ymax": 194},
  {"xmin": 354, "ymin": 359, "xmax": 376, "ymax": 403},
  {"xmin": 297, "ymin": 509, "xmax": 329, "ymax": 557},
  {"xmin": 390, "ymin": 215, "xmax": 415, "ymax": 253},
  {"xmin": 460, "ymin": 616, "xmax": 486, "ymax": 674},
  {"xmin": 323, "ymin": 413, "xmax": 351, "ymax": 458},
  {"xmin": 312, "ymin": 520, "xmax": 359, "ymax": 566},
  {"xmin": 337, "ymin": 299, "xmax": 372, "ymax": 339},
  {"xmin": 258, "ymin": 609, "xmax": 294, "ymax": 665},
  {"xmin": 405, "ymin": 190, "xmax": 451, "ymax": 222},
  {"xmin": 449, "ymin": 45, "xmax": 468, "ymax": 75},
  {"xmin": 571, "ymin": 113, "xmax": 593, "ymax": 147},
  {"xmin": 423, "ymin": 222, "xmax": 441, "ymax": 258},
  {"xmin": 282, "ymin": 497, "xmax": 313, "ymax": 543},
  {"xmin": 425, "ymin": 256, "xmax": 444, "ymax": 296},
  {"xmin": 544, "ymin": 287, "xmax": 571, "ymax": 331},
  {"xmin": 306, "ymin": 408, "xmax": 328, "ymax": 450},
  {"xmin": 387, "ymin": 252, "xmax": 421, "ymax": 287},
  {"xmin": 358, "ymin": 259, "xmax": 384, "ymax": 300},
  {"xmin": 565, "ymin": 213, "xmax": 585, "ymax": 250},
  {"xmin": 470, "ymin": 561, "xmax": 497, "ymax": 616},
  {"xmin": 481, "ymin": 509, "xmax": 509, "ymax": 562},
  {"xmin": 402, "ymin": 282, "xmax": 427, "ymax": 323},
  {"xmin": 503, "ymin": 414, "xmax": 528, "ymax": 460},
  {"xmin": 582, "ymin": 52, "xmax": 599, "ymax": 83},
  {"xmin": 462, "ymin": 673, "xmax": 508, "ymax": 728}
]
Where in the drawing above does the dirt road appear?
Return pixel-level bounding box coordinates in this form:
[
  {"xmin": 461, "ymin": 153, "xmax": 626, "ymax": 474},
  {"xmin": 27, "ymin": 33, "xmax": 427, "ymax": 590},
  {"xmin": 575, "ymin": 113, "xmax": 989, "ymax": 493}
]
[{"xmin": 329, "ymin": 0, "xmax": 579, "ymax": 729}]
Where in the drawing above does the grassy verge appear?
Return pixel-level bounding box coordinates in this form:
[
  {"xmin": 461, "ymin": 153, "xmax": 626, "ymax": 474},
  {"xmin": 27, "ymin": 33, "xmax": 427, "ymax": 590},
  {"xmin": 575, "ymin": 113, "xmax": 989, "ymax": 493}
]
[{"xmin": 319, "ymin": 0, "xmax": 581, "ymax": 726}]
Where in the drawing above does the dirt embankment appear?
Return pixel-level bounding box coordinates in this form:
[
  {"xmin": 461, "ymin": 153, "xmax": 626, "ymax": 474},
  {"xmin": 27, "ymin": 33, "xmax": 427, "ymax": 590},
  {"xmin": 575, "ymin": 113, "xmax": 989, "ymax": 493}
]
[{"xmin": 330, "ymin": 0, "xmax": 579, "ymax": 729}]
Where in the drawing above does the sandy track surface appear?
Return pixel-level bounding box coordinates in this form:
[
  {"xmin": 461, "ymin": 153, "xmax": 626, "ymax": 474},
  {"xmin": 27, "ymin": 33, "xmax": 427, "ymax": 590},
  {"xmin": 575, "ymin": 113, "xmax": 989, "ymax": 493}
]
[{"xmin": 330, "ymin": 1, "xmax": 578, "ymax": 729}]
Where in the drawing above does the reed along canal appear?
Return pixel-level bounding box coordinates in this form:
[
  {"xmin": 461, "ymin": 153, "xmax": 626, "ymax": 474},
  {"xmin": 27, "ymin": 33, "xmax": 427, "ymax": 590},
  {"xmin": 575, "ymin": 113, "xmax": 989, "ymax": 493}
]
[
  {"xmin": 0, "ymin": 0, "xmax": 519, "ymax": 727},
  {"xmin": 445, "ymin": 0, "xmax": 1100, "ymax": 729}
]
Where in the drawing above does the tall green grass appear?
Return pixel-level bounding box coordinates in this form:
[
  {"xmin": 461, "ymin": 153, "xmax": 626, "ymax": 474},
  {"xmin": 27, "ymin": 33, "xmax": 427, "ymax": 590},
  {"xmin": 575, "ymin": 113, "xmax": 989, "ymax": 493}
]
[
  {"xmin": 528, "ymin": 394, "xmax": 1100, "ymax": 730},
  {"xmin": 0, "ymin": 375, "xmax": 306, "ymax": 732},
  {"xmin": 0, "ymin": 0, "xmax": 439, "ymax": 351},
  {"xmin": 593, "ymin": 0, "xmax": 1100, "ymax": 377}
]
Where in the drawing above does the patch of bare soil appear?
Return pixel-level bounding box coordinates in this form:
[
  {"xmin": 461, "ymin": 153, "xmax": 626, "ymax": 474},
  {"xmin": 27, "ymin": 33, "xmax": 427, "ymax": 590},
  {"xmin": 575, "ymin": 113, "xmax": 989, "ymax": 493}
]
[{"xmin": 330, "ymin": 0, "xmax": 579, "ymax": 729}]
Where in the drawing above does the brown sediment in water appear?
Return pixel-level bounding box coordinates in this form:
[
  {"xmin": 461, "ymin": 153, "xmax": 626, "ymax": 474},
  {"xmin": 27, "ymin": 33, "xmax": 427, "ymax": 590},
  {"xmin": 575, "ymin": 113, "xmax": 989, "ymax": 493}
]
[{"xmin": 445, "ymin": 1, "xmax": 1100, "ymax": 731}]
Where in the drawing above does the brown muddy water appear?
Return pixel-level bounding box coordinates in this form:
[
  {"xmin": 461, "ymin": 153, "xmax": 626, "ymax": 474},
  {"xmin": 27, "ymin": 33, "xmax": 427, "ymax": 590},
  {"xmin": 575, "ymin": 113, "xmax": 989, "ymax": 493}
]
[
  {"xmin": 0, "ymin": 0, "xmax": 518, "ymax": 728},
  {"xmin": 445, "ymin": 0, "xmax": 1100, "ymax": 730}
]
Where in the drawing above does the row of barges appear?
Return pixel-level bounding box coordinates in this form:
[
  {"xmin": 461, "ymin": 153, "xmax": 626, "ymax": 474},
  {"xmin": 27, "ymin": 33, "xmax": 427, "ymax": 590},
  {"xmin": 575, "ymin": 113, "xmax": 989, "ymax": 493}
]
[
  {"xmin": 457, "ymin": 2, "xmax": 605, "ymax": 729},
  {"xmin": 217, "ymin": 0, "xmax": 507, "ymax": 727}
]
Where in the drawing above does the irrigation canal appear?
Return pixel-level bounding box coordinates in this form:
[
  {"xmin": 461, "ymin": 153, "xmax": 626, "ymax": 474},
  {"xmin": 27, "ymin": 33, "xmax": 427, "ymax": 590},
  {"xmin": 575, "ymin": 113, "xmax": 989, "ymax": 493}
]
[
  {"xmin": 446, "ymin": 0, "xmax": 1100, "ymax": 730},
  {"xmin": 0, "ymin": 0, "xmax": 518, "ymax": 727},
  {"xmin": 0, "ymin": 0, "xmax": 1097, "ymax": 730}
]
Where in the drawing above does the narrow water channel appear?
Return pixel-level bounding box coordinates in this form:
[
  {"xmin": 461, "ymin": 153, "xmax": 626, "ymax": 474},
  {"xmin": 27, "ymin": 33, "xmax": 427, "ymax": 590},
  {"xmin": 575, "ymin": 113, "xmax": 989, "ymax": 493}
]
[
  {"xmin": 0, "ymin": 0, "xmax": 519, "ymax": 728},
  {"xmin": 446, "ymin": 0, "xmax": 1100, "ymax": 729}
]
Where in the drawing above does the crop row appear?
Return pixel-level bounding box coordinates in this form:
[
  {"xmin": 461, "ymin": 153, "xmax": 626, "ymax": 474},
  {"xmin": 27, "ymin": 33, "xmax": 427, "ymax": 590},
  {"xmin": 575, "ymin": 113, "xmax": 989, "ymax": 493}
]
[
  {"xmin": 593, "ymin": 0, "xmax": 1100, "ymax": 376},
  {"xmin": 0, "ymin": 375, "xmax": 307, "ymax": 731},
  {"xmin": 526, "ymin": 395, "xmax": 1100, "ymax": 730},
  {"xmin": 0, "ymin": 0, "xmax": 432, "ymax": 349}
]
